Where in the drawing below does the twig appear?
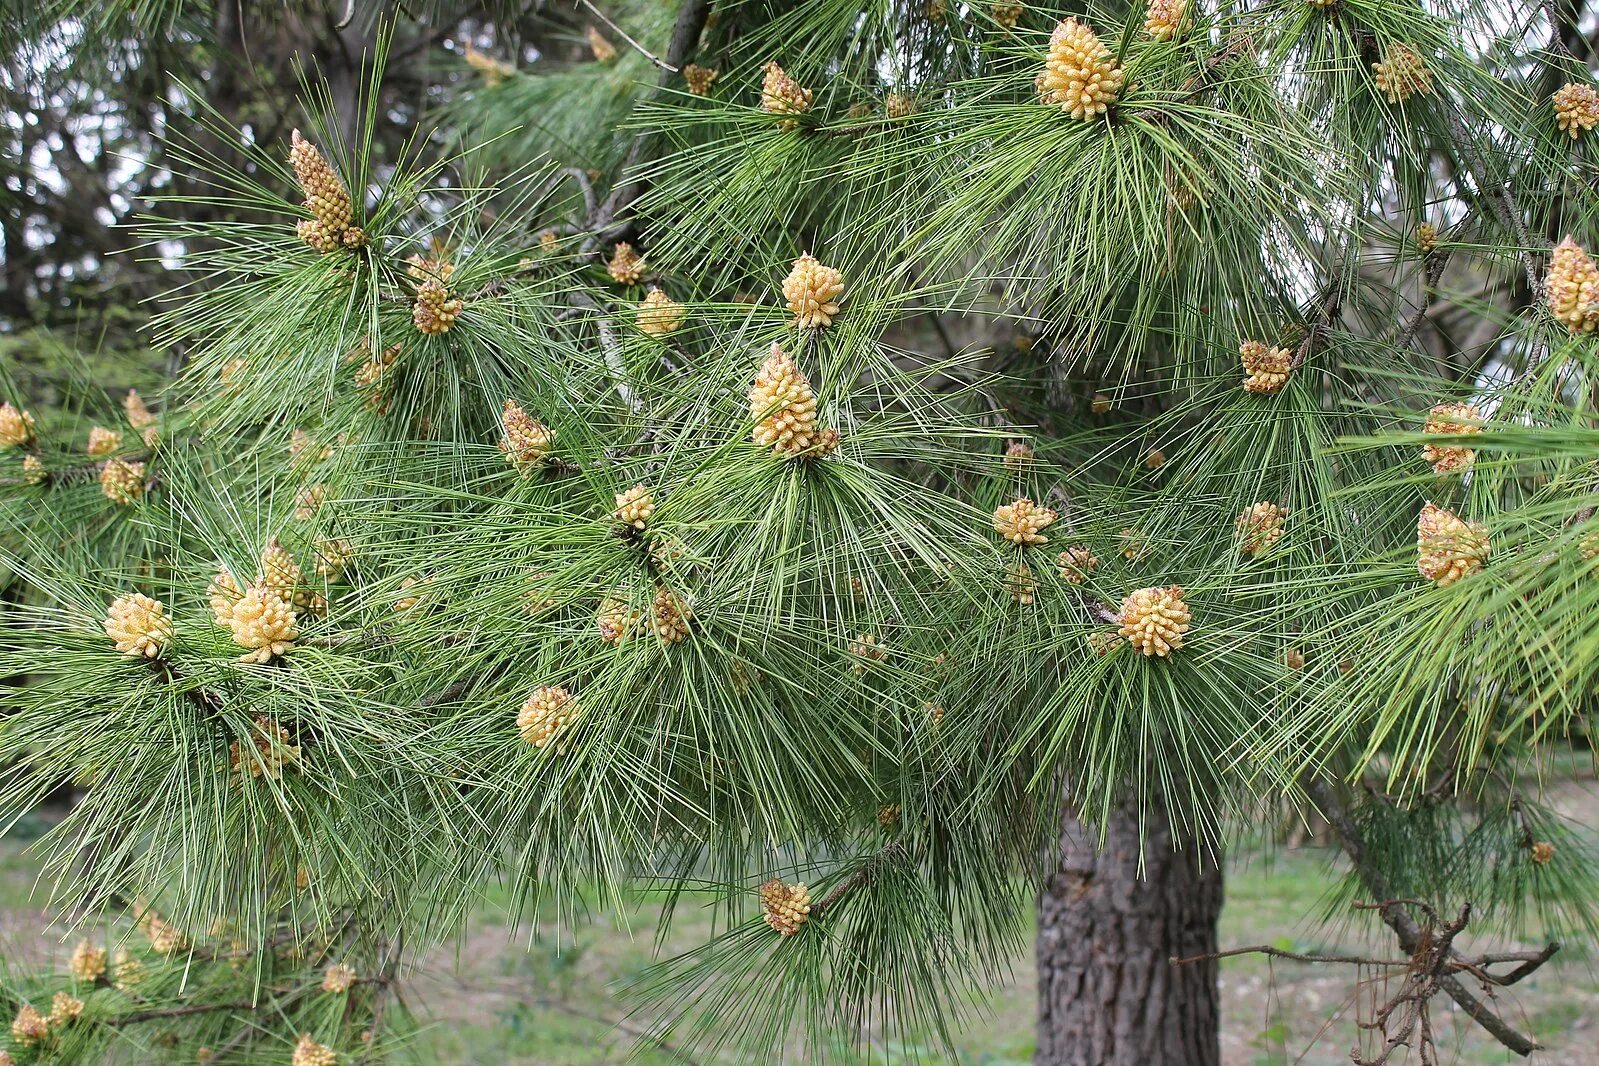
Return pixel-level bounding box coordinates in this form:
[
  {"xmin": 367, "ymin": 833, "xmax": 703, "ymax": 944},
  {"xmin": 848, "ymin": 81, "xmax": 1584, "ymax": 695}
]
[
  {"xmin": 1172, "ymin": 945, "xmax": 1412, "ymax": 967},
  {"xmin": 577, "ymin": 0, "xmax": 677, "ymax": 72}
]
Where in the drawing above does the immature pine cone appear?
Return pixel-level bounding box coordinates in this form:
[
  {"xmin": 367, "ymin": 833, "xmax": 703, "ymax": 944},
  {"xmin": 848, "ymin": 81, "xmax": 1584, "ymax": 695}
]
[
  {"xmin": 1554, "ymin": 82, "xmax": 1599, "ymax": 139},
  {"xmin": 70, "ymin": 940, "xmax": 107, "ymax": 982},
  {"xmin": 100, "ymin": 457, "xmax": 146, "ymax": 505},
  {"xmin": 1057, "ymin": 545, "xmax": 1099, "ymax": 584},
  {"xmin": 750, "ymin": 343, "xmax": 820, "ymax": 455},
  {"xmin": 994, "ymin": 497, "xmax": 1057, "ymax": 546},
  {"xmin": 10, "ymin": 1004, "xmax": 47, "ymax": 1046},
  {"xmin": 105, "ymin": 593, "xmax": 173, "ymax": 658},
  {"xmin": 518, "ymin": 686, "xmax": 579, "ymax": 748},
  {"xmin": 615, "ymin": 484, "xmax": 655, "ymax": 529},
  {"xmin": 586, "ymin": 25, "xmax": 617, "ymax": 62},
  {"xmin": 393, "ymin": 575, "xmax": 424, "ymax": 612},
  {"xmin": 885, "ymin": 92, "xmax": 918, "ymax": 118},
  {"xmin": 597, "ymin": 598, "xmax": 642, "ymax": 644},
  {"xmin": 1421, "ymin": 402, "xmax": 1482, "ymax": 475},
  {"xmin": 683, "ymin": 63, "xmax": 719, "ymax": 95},
  {"xmin": 322, "ymin": 963, "xmax": 356, "ymax": 994},
  {"xmin": 464, "ymin": 44, "xmax": 515, "ymax": 86},
  {"xmin": 759, "ymin": 879, "xmax": 811, "ymax": 936},
  {"xmin": 1546, "ymin": 236, "xmax": 1599, "ymax": 333},
  {"xmin": 413, "ymin": 278, "xmax": 463, "ymax": 335},
  {"xmin": 230, "ymin": 715, "xmax": 301, "ymax": 779},
  {"xmin": 22, "ymin": 455, "xmax": 46, "ymax": 485},
  {"xmin": 1240, "ymin": 339, "xmax": 1293, "ymax": 394},
  {"xmin": 1118, "ymin": 585, "xmax": 1191, "ymax": 657},
  {"xmin": 289, "ymin": 130, "xmax": 364, "ymax": 253},
  {"xmin": 924, "ymin": 702, "xmax": 947, "ymax": 729},
  {"xmin": 637, "ymin": 288, "xmax": 686, "ymax": 335},
  {"xmin": 782, "ymin": 254, "xmax": 845, "ymax": 328},
  {"xmin": 1144, "ymin": 0, "xmax": 1186, "ymax": 41},
  {"xmin": 0, "ymin": 402, "xmax": 35, "ymax": 447},
  {"xmin": 48, "ymin": 993, "xmax": 83, "ymax": 1028},
  {"xmin": 761, "ymin": 62, "xmax": 813, "ymax": 130},
  {"xmin": 499, "ymin": 399, "xmax": 555, "ymax": 472},
  {"xmin": 1039, "ymin": 18, "xmax": 1124, "ymax": 120},
  {"xmin": 1236, "ymin": 502, "xmax": 1287, "ymax": 556},
  {"xmin": 226, "ymin": 583, "xmax": 299, "ymax": 663},
  {"xmin": 1372, "ymin": 44, "xmax": 1432, "ymax": 104},
  {"xmin": 607, "ymin": 242, "xmax": 647, "ymax": 284},
  {"xmin": 292, "ymin": 1034, "xmax": 338, "ymax": 1066},
  {"xmin": 1416, "ymin": 502, "xmax": 1488, "ymax": 587},
  {"xmin": 1415, "ymin": 222, "xmax": 1438, "ymax": 254},
  {"xmin": 87, "ymin": 425, "xmax": 122, "ymax": 456},
  {"xmin": 1119, "ymin": 528, "xmax": 1150, "ymax": 561},
  {"xmin": 651, "ymin": 585, "xmax": 693, "ymax": 643}
]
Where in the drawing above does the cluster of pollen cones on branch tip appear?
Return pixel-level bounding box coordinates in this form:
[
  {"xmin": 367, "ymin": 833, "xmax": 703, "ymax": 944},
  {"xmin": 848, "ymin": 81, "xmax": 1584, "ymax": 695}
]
[
  {"xmin": 289, "ymin": 130, "xmax": 365, "ymax": 253},
  {"xmin": 749, "ymin": 343, "xmax": 839, "ymax": 458}
]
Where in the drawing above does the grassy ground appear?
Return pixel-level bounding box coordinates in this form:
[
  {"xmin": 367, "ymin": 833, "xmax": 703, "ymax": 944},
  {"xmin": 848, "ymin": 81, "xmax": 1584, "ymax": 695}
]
[{"xmin": 0, "ymin": 802, "xmax": 1594, "ymax": 1065}]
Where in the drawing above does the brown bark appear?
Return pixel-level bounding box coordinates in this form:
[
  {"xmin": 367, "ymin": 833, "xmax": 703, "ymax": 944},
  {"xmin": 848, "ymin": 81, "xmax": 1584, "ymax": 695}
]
[{"xmin": 1035, "ymin": 797, "xmax": 1223, "ymax": 1066}]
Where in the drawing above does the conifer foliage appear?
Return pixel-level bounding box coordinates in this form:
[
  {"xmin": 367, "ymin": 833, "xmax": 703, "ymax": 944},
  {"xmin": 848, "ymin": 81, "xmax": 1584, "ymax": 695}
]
[{"xmin": 3, "ymin": 1, "xmax": 1599, "ymax": 1063}]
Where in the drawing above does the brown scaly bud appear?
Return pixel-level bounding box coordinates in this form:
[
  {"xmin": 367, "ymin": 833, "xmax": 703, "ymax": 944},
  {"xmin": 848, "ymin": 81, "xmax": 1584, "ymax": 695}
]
[
  {"xmin": 651, "ymin": 585, "xmax": 693, "ymax": 643},
  {"xmin": 1372, "ymin": 43, "xmax": 1432, "ymax": 104},
  {"xmin": 518, "ymin": 686, "xmax": 579, "ymax": 749},
  {"xmin": 750, "ymin": 342, "xmax": 821, "ymax": 455},
  {"xmin": 761, "ymin": 62, "xmax": 814, "ymax": 130},
  {"xmin": 289, "ymin": 130, "xmax": 364, "ymax": 253},
  {"xmin": 412, "ymin": 278, "xmax": 463, "ymax": 335},
  {"xmin": 1421, "ymin": 402, "xmax": 1482, "ymax": 475},
  {"xmin": 10, "ymin": 1004, "xmax": 48, "ymax": 1046},
  {"xmin": 1118, "ymin": 585, "xmax": 1191, "ymax": 657},
  {"xmin": 22, "ymin": 454, "xmax": 46, "ymax": 485},
  {"xmin": 292, "ymin": 1034, "xmax": 338, "ymax": 1066},
  {"xmin": 1235, "ymin": 502, "xmax": 1287, "ymax": 556},
  {"xmin": 992, "ymin": 2, "xmax": 1024, "ymax": 29},
  {"xmin": 105, "ymin": 593, "xmax": 173, "ymax": 658},
  {"xmin": 1530, "ymin": 840, "xmax": 1556, "ymax": 865},
  {"xmin": 499, "ymin": 399, "xmax": 555, "ymax": 472},
  {"xmin": 781, "ymin": 253, "xmax": 845, "ymax": 329},
  {"xmin": 877, "ymin": 803, "xmax": 901, "ymax": 828},
  {"xmin": 1415, "ymin": 222, "xmax": 1438, "ymax": 254},
  {"xmin": 100, "ymin": 457, "xmax": 146, "ymax": 505},
  {"xmin": 1546, "ymin": 236, "xmax": 1599, "ymax": 333},
  {"xmin": 87, "ymin": 425, "xmax": 123, "ymax": 456},
  {"xmin": 1240, "ymin": 339, "xmax": 1293, "ymax": 395},
  {"xmin": 637, "ymin": 288, "xmax": 686, "ymax": 335},
  {"xmin": 1144, "ymin": 0, "xmax": 1187, "ymax": 41},
  {"xmin": 684, "ymin": 63, "xmax": 719, "ymax": 95},
  {"xmin": 1090, "ymin": 392, "xmax": 1113, "ymax": 414},
  {"xmin": 759, "ymin": 879, "xmax": 811, "ymax": 936},
  {"xmin": 1554, "ymin": 82, "xmax": 1599, "ymax": 139},
  {"xmin": 1008, "ymin": 561, "xmax": 1037, "ymax": 604},
  {"xmin": 849, "ymin": 632, "xmax": 888, "ymax": 673},
  {"xmin": 230, "ymin": 715, "xmax": 301, "ymax": 779},
  {"xmin": 1057, "ymin": 545, "xmax": 1099, "ymax": 584},
  {"xmin": 606, "ymin": 241, "xmax": 647, "ymax": 284},
  {"xmin": 226, "ymin": 583, "xmax": 299, "ymax": 663},
  {"xmin": 1039, "ymin": 18, "xmax": 1124, "ymax": 120},
  {"xmin": 993, "ymin": 497, "xmax": 1057, "ymax": 546},
  {"xmin": 885, "ymin": 92, "xmax": 918, "ymax": 118},
  {"xmin": 597, "ymin": 598, "xmax": 642, "ymax": 644},
  {"xmin": 70, "ymin": 940, "xmax": 107, "ymax": 982},
  {"xmin": 586, "ymin": 25, "xmax": 617, "ymax": 62},
  {"xmin": 1416, "ymin": 502, "xmax": 1487, "ymax": 587},
  {"xmin": 615, "ymin": 484, "xmax": 655, "ymax": 529},
  {"xmin": 1004, "ymin": 441, "xmax": 1035, "ymax": 468},
  {"xmin": 1144, "ymin": 448, "xmax": 1166, "ymax": 470},
  {"xmin": 322, "ymin": 963, "xmax": 356, "ymax": 994},
  {"xmin": 464, "ymin": 44, "xmax": 516, "ymax": 86}
]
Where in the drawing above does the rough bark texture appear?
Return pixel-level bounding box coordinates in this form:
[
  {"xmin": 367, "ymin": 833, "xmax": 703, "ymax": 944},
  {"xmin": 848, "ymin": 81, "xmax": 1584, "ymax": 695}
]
[{"xmin": 1035, "ymin": 797, "xmax": 1223, "ymax": 1066}]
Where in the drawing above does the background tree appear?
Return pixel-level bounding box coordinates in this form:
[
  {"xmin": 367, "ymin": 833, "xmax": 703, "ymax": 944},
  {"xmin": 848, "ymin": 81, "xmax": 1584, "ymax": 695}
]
[{"xmin": 2, "ymin": 1, "xmax": 1598, "ymax": 1064}]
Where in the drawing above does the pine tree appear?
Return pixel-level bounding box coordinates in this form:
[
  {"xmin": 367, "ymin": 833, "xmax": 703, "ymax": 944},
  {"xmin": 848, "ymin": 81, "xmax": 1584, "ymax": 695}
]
[{"xmin": 2, "ymin": 1, "xmax": 1598, "ymax": 1064}]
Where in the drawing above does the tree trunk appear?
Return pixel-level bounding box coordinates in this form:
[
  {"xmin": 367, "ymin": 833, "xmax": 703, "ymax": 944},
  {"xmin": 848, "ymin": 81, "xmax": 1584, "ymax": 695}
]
[{"xmin": 1034, "ymin": 796, "xmax": 1224, "ymax": 1066}]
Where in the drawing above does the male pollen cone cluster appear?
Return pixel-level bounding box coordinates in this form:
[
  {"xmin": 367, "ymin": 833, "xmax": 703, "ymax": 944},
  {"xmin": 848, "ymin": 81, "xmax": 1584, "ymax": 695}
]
[
  {"xmin": 1118, "ymin": 585, "xmax": 1190, "ymax": 656},
  {"xmin": 289, "ymin": 130, "xmax": 365, "ymax": 253},
  {"xmin": 1038, "ymin": 18, "xmax": 1124, "ymax": 120}
]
